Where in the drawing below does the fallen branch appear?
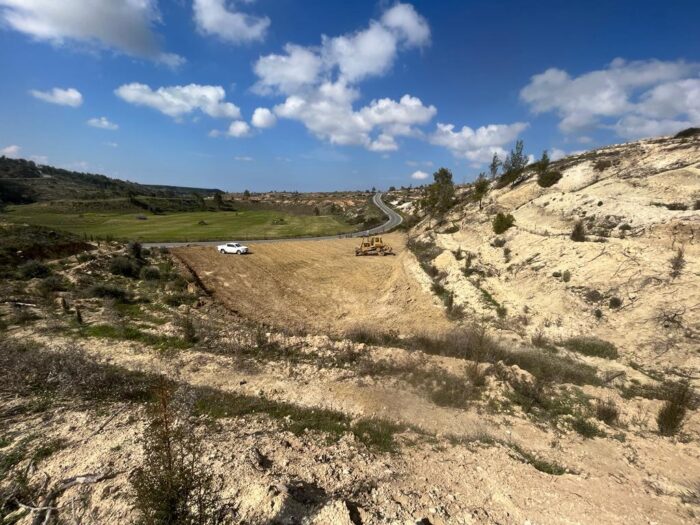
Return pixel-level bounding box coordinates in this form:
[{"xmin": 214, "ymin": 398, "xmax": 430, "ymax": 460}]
[{"xmin": 30, "ymin": 472, "xmax": 119, "ymax": 525}]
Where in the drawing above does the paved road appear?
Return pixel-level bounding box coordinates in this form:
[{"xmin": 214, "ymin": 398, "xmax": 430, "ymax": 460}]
[{"xmin": 143, "ymin": 192, "xmax": 403, "ymax": 248}]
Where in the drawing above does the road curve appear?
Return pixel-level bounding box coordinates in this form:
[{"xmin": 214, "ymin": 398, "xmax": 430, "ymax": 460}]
[{"xmin": 143, "ymin": 192, "xmax": 403, "ymax": 248}]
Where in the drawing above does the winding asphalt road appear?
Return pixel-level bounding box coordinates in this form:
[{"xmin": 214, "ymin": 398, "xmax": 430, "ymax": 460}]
[{"xmin": 143, "ymin": 192, "xmax": 403, "ymax": 248}]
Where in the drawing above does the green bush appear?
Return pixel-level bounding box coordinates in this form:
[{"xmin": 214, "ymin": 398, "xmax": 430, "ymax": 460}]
[
  {"xmin": 18, "ymin": 260, "xmax": 51, "ymax": 279},
  {"xmin": 110, "ymin": 256, "xmax": 141, "ymax": 278},
  {"xmin": 572, "ymin": 417, "xmax": 602, "ymax": 438},
  {"xmin": 609, "ymin": 297, "xmax": 622, "ymax": 309},
  {"xmin": 537, "ymin": 171, "xmax": 562, "ymax": 188},
  {"xmin": 492, "ymin": 213, "xmax": 515, "ymax": 234},
  {"xmin": 657, "ymin": 380, "xmax": 694, "ymax": 436},
  {"xmin": 564, "ymin": 337, "xmax": 618, "ymax": 359},
  {"xmin": 139, "ymin": 266, "xmax": 161, "ymax": 281},
  {"xmin": 36, "ymin": 275, "xmax": 68, "ymax": 295},
  {"xmin": 89, "ymin": 284, "xmax": 131, "ymax": 302}
]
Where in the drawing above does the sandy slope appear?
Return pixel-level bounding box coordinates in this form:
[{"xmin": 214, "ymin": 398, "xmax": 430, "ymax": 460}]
[{"xmin": 173, "ymin": 233, "xmax": 450, "ymax": 336}]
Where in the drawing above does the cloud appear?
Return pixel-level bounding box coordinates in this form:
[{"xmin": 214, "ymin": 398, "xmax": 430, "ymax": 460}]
[
  {"xmin": 0, "ymin": 0, "xmax": 183, "ymax": 66},
  {"xmin": 29, "ymin": 87, "xmax": 82, "ymax": 107},
  {"xmin": 234, "ymin": 155, "xmax": 253, "ymax": 161},
  {"xmin": 1, "ymin": 144, "xmax": 20, "ymax": 157},
  {"xmin": 115, "ymin": 83, "xmax": 240, "ymax": 119},
  {"xmin": 253, "ymin": 44, "xmax": 323, "ymax": 95},
  {"xmin": 411, "ymin": 170, "xmax": 429, "ymax": 180},
  {"xmin": 430, "ymin": 122, "xmax": 529, "ymax": 163},
  {"xmin": 549, "ymin": 148, "xmax": 567, "ymax": 161},
  {"xmin": 380, "ymin": 2, "xmax": 430, "ymax": 47},
  {"xmin": 227, "ymin": 120, "xmax": 251, "ymax": 137},
  {"xmin": 104, "ymin": 142, "xmax": 118, "ymax": 148},
  {"xmin": 252, "ymin": 3, "xmax": 436, "ymax": 152},
  {"xmin": 87, "ymin": 116, "xmax": 118, "ymax": 130},
  {"xmin": 251, "ymin": 107, "xmax": 276, "ymax": 128},
  {"xmin": 193, "ymin": 0, "xmax": 269, "ymax": 44},
  {"xmin": 520, "ymin": 58, "xmax": 700, "ymax": 138}
]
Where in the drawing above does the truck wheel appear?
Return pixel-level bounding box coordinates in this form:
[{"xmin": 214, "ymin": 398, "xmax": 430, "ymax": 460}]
[{"xmin": 220, "ymin": 249, "xmax": 226, "ymax": 254}]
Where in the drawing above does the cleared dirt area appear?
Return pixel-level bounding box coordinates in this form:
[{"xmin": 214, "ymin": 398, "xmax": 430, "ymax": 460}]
[{"xmin": 174, "ymin": 233, "xmax": 450, "ymax": 335}]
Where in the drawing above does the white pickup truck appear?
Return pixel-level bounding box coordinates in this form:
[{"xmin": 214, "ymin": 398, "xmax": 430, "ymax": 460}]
[{"xmin": 217, "ymin": 242, "xmax": 249, "ymax": 254}]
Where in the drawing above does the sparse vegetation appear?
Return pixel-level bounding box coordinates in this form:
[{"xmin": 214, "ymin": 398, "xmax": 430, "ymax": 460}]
[
  {"xmin": 595, "ymin": 398, "xmax": 620, "ymax": 425},
  {"xmin": 669, "ymin": 247, "xmax": 685, "ymax": 279},
  {"xmin": 570, "ymin": 220, "xmax": 586, "ymax": 242},
  {"xmin": 564, "ymin": 337, "xmax": 618, "ymax": 359},
  {"xmin": 657, "ymin": 380, "xmax": 695, "ymax": 436},
  {"xmin": 492, "ymin": 212, "xmax": 515, "ymax": 234}
]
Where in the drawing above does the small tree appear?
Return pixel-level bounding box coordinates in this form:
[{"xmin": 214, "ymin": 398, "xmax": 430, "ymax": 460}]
[
  {"xmin": 489, "ymin": 153, "xmax": 502, "ymax": 180},
  {"xmin": 471, "ymin": 173, "xmax": 490, "ymax": 210},
  {"xmin": 313, "ymin": 206, "xmax": 320, "ymax": 216},
  {"xmin": 132, "ymin": 383, "xmax": 230, "ymax": 524},
  {"xmin": 503, "ymin": 140, "xmax": 528, "ymax": 174},
  {"xmin": 243, "ymin": 189, "xmax": 251, "ymax": 198},
  {"xmin": 213, "ymin": 192, "xmax": 224, "ymax": 209},
  {"xmin": 537, "ymin": 150, "xmax": 550, "ymax": 175},
  {"xmin": 657, "ymin": 380, "xmax": 694, "ymax": 436},
  {"xmin": 422, "ymin": 168, "xmax": 455, "ymax": 214}
]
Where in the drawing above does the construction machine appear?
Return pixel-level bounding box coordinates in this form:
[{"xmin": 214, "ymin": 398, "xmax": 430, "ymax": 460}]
[{"xmin": 355, "ymin": 236, "xmax": 394, "ymax": 256}]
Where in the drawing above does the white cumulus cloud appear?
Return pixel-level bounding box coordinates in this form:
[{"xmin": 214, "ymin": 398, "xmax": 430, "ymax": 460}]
[
  {"xmin": 520, "ymin": 58, "xmax": 700, "ymax": 138},
  {"xmin": 411, "ymin": 170, "xmax": 429, "ymax": 180},
  {"xmin": 87, "ymin": 117, "xmax": 118, "ymax": 130},
  {"xmin": 227, "ymin": 120, "xmax": 251, "ymax": 137},
  {"xmin": 29, "ymin": 87, "xmax": 82, "ymax": 107},
  {"xmin": 430, "ymin": 122, "xmax": 529, "ymax": 163},
  {"xmin": 251, "ymin": 107, "xmax": 276, "ymax": 128},
  {"xmin": 0, "ymin": 0, "xmax": 183, "ymax": 66},
  {"xmin": 193, "ymin": 0, "xmax": 269, "ymax": 44},
  {"xmin": 115, "ymin": 83, "xmax": 240, "ymax": 119},
  {"xmin": 1, "ymin": 144, "xmax": 21, "ymax": 157}
]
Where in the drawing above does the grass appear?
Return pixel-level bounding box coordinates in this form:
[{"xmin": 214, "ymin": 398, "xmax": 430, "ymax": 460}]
[
  {"xmin": 3, "ymin": 205, "xmax": 356, "ymax": 242},
  {"xmin": 1, "ymin": 339, "xmax": 404, "ymax": 453},
  {"xmin": 345, "ymin": 325, "xmax": 601, "ymax": 386},
  {"xmin": 80, "ymin": 324, "xmax": 191, "ymax": 351},
  {"xmin": 563, "ymin": 337, "xmax": 618, "ymax": 359}
]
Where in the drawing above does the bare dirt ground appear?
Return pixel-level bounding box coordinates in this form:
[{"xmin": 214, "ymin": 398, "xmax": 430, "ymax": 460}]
[{"xmin": 173, "ymin": 233, "xmax": 450, "ymax": 336}]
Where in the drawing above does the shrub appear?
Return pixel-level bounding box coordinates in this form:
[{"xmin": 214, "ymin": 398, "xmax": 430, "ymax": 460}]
[
  {"xmin": 564, "ymin": 337, "xmax": 618, "ymax": 359},
  {"xmin": 110, "ymin": 256, "xmax": 141, "ymax": 278},
  {"xmin": 18, "ymin": 260, "xmax": 51, "ymax": 279},
  {"xmin": 665, "ymin": 202, "xmax": 688, "ymax": 211},
  {"xmin": 89, "ymin": 284, "xmax": 131, "ymax": 302},
  {"xmin": 492, "ymin": 213, "xmax": 515, "ymax": 234},
  {"xmin": 139, "ymin": 265, "xmax": 161, "ymax": 281},
  {"xmin": 585, "ymin": 289, "xmax": 603, "ymax": 303},
  {"xmin": 570, "ymin": 221, "xmax": 586, "ymax": 242},
  {"xmin": 36, "ymin": 275, "xmax": 68, "ymax": 295},
  {"xmin": 657, "ymin": 380, "xmax": 694, "ymax": 436},
  {"xmin": 669, "ymin": 248, "xmax": 685, "ymax": 279},
  {"xmin": 492, "ymin": 237, "xmax": 506, "ymax": 248},
  {"xmin": 176, "ymin": 313, "xmax": 198, "ymax": 344},
  {"xmin": 132, "ymin": 384, "xmax": 230, "ymax": 524},
  {"xmin": 537, "ymin": 170, "xmax": 562, "ymax": 188},
  {"xmin": 609, "ymin": 297, "xmax": 622, "ymax": 309},
  {"xmin": 127, "ymin": 241, "xmax": 143, "ymax": 260},
  {"xmin": 562, "ymin": 270, "xmax": 571, "ymax": 283},
  {"xmin": 594, "ymin": 159, "xmax": 613, "ymax": 171},
  {"xmin": 572, "ymin": 417, "xmax": 602, "ymax": 438},
  {"xmin": 595, "ymin": 398, "xmax": 620, "ymax": 425}
]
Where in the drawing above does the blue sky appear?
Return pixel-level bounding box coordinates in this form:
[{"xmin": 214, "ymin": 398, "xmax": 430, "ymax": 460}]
[{"xmin": 1, "ymin": 0, "xmax": 699, "ymax": 191}]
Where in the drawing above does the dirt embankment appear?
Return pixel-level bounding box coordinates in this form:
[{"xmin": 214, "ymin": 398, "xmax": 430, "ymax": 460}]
[{"xmin": 173, "ymin": 233, "xmax": 450, "ymax": 336}]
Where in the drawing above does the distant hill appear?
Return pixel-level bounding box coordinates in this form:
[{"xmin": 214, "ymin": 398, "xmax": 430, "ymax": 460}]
[{"xmin": 0, "ymin": 156, "xmax": 222, "ymax": 204}]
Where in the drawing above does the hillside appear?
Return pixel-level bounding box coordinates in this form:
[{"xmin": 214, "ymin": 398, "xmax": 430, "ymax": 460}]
[
  {"xmin": 0, "ymin": 156, "xmax": 221, "ymax": 204},
  {"xmin": 397, "ymin": 131, "xmax": 699, "ymax": 375},
  {"xmin": 1, "ymin": 133, "xmax": 699, "ymax": 524}
]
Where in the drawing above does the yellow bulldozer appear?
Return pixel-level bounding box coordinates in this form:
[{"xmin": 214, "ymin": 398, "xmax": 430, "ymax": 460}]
[{"xmin": 355, "ymin": 235, "xmax": 394, "ymax": 256}]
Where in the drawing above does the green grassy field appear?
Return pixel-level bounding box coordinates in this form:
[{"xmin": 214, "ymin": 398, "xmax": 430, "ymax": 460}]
[{"xmin": 2, "ymin": 205, "xmax": 357, "ymax": 242}]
